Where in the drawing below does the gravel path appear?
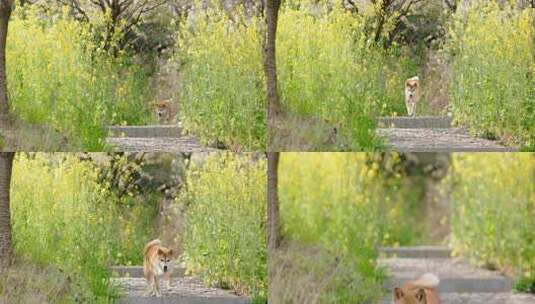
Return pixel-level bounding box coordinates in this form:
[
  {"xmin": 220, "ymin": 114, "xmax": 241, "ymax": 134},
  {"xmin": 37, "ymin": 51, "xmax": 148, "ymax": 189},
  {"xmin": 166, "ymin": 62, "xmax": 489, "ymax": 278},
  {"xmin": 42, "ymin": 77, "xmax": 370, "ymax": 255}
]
[
  {"xmin": 380, "ymin": 248, "xmax": 535, "ymax": 304},
  {"xmin": 112, "ymin": 277, "xmax": 249, "ymax": 304},
  {"xmin": 377, "ymin": 128, "xmax": 516, "ymax": 152},
  {"xmin": 382, "ymin": 293, "xmax": 535, "ymax": 304},
  {"xmin": 106, "ymin": 137, "xmax": 216, "ymax": 152}
]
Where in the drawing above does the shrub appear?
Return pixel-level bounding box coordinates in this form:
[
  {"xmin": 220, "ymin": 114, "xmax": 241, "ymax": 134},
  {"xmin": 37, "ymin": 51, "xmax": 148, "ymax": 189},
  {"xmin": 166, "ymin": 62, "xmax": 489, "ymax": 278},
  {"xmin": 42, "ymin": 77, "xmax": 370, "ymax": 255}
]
[
  {"xmin": 177, "ymin": 8, "xmax": 266, "ymax": 151},
  {"xmin": 7, "ymin": 7, "xmax": 153, "ymax": 150},
  {"xmin": 179, "ymin": 153, "xmax": 267, "ymax": 302},
  {"xmin": 10, "ymin": 154, "xmax": 157, "ymax": 301},
  {"xmin": 444, "ymin": 153, "xmax": 535, "ymax": 288},
  {"xmin": 446, "ymin": 3, "xmax": 535, "ymax": 148},
  {"xmin": 276, "ymin": 7, "xmax": 416, "ymax": 150}
]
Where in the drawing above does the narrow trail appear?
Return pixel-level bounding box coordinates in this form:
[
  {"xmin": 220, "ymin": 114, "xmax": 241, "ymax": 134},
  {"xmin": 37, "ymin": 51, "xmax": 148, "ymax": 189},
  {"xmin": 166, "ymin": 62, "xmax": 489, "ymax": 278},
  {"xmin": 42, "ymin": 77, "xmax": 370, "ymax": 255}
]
[
  {"xmin": 379, "ymin": 246, "xmax": 535, "ymax": 304},
  {"xmin": 111, "ymin": 266, "xmax": 249, "ymax": 304},
  {"xmin": 105, "ymin": 125, "xmax": 215, "ymax": 152},
  {"xmin": 376, "ymin": 116, "xmax": 517, "ymax": 152}
]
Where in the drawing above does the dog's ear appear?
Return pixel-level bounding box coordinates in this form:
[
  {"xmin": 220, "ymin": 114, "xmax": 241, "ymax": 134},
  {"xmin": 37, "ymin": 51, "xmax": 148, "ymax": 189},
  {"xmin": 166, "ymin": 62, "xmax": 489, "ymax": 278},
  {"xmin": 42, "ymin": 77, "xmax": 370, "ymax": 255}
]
[
  {"xmin": 168, "ymin": 249, "xmax": 174, "ymax": 257},
  {"xmin": 158, "ymin": 248, "xmax": 164, "ymax": 255},
  {"xmin": 415, "ymin": 288, "xmax": 427, "ymax": 303},
  {"xmin": 394, "ymin": 287, "xmax": 404, "ymax": 300}
]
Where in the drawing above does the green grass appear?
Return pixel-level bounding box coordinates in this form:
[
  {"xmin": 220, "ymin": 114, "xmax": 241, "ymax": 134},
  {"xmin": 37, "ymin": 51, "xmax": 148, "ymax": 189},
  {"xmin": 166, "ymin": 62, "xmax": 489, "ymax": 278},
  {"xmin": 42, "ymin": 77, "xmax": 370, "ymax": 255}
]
[
  {"xmin": 179, "ymin": 153, "xmax": 267, "ymax": 302},
  {"xmin": 275, "ymin": 7, "xmax": 417, "ymax": 150},
  {"xmin": 7, "ymin": 7, "xmax": 153, "ymax": 150},
  {"xmin": 445, "ymin": 153, "xmax": 535, "ymax": 291},
  {"xmin": 446, "ymin": 3, "xmax": 535, "ymax": 149},
  {"xmin": 177, "ymin": 7, "xmax": 266, "ymax": 151},
  {"xmin": 275, "ymin": 152, "xmax": 428, "ymax": 303},
  {"xmin": 10, "ymin": 154, "xmax": 157, "ymax": 302}
]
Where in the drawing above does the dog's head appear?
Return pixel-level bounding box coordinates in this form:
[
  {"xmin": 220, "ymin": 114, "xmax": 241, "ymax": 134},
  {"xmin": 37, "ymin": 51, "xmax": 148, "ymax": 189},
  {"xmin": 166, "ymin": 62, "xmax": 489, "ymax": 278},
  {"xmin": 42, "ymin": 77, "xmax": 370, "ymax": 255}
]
[
  {"xmin": 156, "ymin": 247, "xmax": 174, "ymax": 273},
  {"xmin": 153, "ymin": 100, "xmax": 171, "ymax": 121},
  {"xmin": 405, "ymin": 77, "xmax": 419, "ymax": 98},
  {"xmin": 393, "ymin": 287, "xmax": 427, "ymax": 304}
]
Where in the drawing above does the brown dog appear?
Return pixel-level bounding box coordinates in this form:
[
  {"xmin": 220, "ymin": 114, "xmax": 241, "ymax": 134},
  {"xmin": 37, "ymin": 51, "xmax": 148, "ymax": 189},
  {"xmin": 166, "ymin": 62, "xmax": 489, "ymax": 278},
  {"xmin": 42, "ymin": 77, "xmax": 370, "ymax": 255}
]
[
  {"xmin": 152, "ymin": 99, "xmax": 177, "ymax": 124},
  {"xmin": 404, "ymin": 76, "xmax": 420, "ymax": 117},
  {"xmin": 143, "ymin": 239, "xmax": 174, "ymax": 297},
  {"xmin": 393, "ymin": 273, "xmax": 441, "ymax": 304}
]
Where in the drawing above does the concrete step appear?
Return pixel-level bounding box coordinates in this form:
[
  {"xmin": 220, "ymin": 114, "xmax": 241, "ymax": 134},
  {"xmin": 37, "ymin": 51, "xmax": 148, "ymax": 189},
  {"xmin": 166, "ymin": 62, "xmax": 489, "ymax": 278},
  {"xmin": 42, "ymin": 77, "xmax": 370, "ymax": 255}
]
[
  {"xmin": 381, "ymin": 292, "xmax": 535, "ymax": 304},
  {"xmin": 380, "ymin": 258, "xmax": 513, "ymax": 293},
  {"xmin": 380, "ymin": 246, "xmax": 452, "ymax": 259},
  {"xmin": 111, "ymin": 266, "xmax": 186, "ymax": 278},
  {"xmin": 377, "ymin": 116, "xmax": 452, "ymax": 129},
  {"xmin": 107, "ymin": 125, "xmax": 182, "ymax": 138},
  {"xmin": 113, "ymin": 277, "xmax": 249, "ymax": 304}
]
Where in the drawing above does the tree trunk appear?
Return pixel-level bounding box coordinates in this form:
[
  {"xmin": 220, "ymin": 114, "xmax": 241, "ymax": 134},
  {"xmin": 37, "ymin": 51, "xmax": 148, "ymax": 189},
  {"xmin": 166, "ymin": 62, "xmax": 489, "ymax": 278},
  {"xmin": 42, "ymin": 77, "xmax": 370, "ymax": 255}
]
[
  {"xmin": 267, "ymin": 152, "xmax": 280, "ymax": 251},
  {"xmin": 0, "ymin": 0, "xmax": 13, "ymax": 124},
  {"xmin": 0, "ymin": 152, "xmax": 14, "ymax": 268},
  {"xmin": 264, "ymin": 0, "xmax": 282, "ymax": 123}
]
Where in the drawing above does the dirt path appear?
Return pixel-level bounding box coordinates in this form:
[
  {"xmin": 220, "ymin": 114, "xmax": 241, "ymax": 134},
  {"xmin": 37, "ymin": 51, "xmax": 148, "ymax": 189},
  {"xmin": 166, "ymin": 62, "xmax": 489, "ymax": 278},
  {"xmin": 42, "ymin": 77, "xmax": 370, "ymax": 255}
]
[
  {"xmin": 376, "ymin": 116, "xmax": 516, "ymax": 152},
  {"xmin": 106, "ymin": 137, "xmax": 215, "ymax": 152},
  {"xmin": 111, "ymin": 267, "xmax": 249, "ymax": 304},
  {"xmin": 105, "ymin": 125, "xmax": 215, "ymax": 152},
  {"xmin": 379, "ymin": 246, "xmax": 535, "ymax": 304}
]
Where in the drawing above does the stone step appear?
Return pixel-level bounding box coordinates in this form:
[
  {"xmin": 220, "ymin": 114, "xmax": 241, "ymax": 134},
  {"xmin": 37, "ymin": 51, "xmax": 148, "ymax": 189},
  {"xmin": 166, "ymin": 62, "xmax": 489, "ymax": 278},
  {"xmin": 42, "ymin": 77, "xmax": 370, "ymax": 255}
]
[
  {"xmin": 111, "ymin": 266, "xmax": 186, "ymax": 278},
  {"xmin": 107, "ymin": 125, "xmax": 182, "ymax": 138},
  {"xmin": 381, "ymin": 292, "xmax": 535, "ymax": 304},
  {"xmin": 380, "ymin": 258, "xmax": 513, "ymax": 293},
  {"xmin": 380, "ymin": 246, "xmax": 452, "ymax": 259},
  {"xmin": 113, "ymin": 277, "xmax": 250, "ymax": 304},
  {"xmin": 377, "ymin": 116, "xmax": 452, "ymax": 129}
]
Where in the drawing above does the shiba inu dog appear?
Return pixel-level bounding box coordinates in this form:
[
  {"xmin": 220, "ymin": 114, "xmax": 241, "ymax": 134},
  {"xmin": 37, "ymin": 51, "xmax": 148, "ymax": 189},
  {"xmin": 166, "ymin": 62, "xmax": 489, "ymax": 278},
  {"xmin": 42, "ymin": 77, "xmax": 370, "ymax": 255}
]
[
  {"xmin": 405, "ymin": 76, "xmax": 420, "ymax": 117},
  {"xmin": 152, "ymin": 99, "xmax": 177, "ymax": 124},
  {"xmin": 393, "ymin": 273, "xmax": 441, "ymax": 304},
  {"xmin": 143, "ymin": 239, "xmax": 174, "ymax": 297}
]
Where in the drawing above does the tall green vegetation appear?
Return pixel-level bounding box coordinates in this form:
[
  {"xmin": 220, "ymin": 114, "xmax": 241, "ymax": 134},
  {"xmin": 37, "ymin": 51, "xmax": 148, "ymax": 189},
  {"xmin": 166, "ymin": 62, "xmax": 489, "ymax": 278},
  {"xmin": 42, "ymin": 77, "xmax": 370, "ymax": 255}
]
[
  {"xmin": 177, "ymin": 8, "xmax": 266, "ymax": 151},
  {"xmin": 273, "ymin": 153, "xmax": 426, "ymax": 303},
  {"xmin": 276, "ymin": 6, "xmax": 415, "ymax": 150},
  {"xmin": 446, "ymin": 2, "xmax": 535, "ymax": 149},
  {"xmin": 8, "ymin": 154, "xmax": 157, "ymax": 302},
  {"xmin": 7, "ymin": 7, "xmax": 153, "ymax": 150},
  {"xmin": 445, "ymin": 153, "xmax": 535, "ymax": 291},
  {"xmin": 179, "ymin": 153, "xmax": 267, "ymax": 302}
]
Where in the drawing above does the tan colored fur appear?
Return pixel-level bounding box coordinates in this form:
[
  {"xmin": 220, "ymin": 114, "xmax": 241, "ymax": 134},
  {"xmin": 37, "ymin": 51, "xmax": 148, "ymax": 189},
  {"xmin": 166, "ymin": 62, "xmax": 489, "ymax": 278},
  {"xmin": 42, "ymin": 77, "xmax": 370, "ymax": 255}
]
[
  {"xmin": 143, "ymin": 239, "xmax": 174, "ymax": 297},
  {"xmin": 152, "ymin": 99, "xmax": 177, "ymax": 124},
  {"xmin": 405, "ymin": 76, "xmax": 421, "ymax": 117},
  {"xmin": 393, "ymin": 273, "xmax": 441, "ymax": 304}
]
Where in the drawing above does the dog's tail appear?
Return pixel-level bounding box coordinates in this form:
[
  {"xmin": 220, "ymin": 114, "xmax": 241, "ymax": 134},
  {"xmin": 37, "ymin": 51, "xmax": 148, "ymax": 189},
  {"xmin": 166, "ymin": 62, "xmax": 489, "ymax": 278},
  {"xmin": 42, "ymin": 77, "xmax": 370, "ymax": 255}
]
[
  {"xmin": 413, "ymin": 273, "xmax": 440, "ymax": 288},
  {"xmin": 144, "ymin": 239, "xmax": 161, "ymax": 256}
]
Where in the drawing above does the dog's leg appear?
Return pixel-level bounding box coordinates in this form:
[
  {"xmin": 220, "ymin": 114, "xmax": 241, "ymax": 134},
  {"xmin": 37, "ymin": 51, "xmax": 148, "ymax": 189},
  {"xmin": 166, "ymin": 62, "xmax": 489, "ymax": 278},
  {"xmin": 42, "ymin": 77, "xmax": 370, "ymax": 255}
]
[
  {"xmin": 411, "ymin": 101, "xmax": 416, "ymax": 117},
  {"xmin": 145, "ymin": 273, "xmax": 155, "ymax": 296},
  {"xmin": 154, "ymin": 276, "xmax": 162, "ymax": 297},
  {"xmin": 164, "ymin": 271, "xmax": 172, "ymax": 290}
]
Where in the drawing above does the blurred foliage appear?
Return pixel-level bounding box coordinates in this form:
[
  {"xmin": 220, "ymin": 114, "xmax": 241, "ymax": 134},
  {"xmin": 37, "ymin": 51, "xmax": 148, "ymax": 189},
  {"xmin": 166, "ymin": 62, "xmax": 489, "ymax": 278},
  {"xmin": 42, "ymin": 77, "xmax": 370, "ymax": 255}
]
[
  {"xmin": 176, "ymin": 5, "xmax": 266, "ymax": 150},
  {"xmin": 276, "ymin": 152, "xmax": 434, "ymax": 302},
  {"xmin": 7, "ymin": 6, "xmax": 153, "ymax": 150},
  {"xmin": 446, "ymin": 2, "xmax": 535, "ymax": 149},
  {"xmin": 444, "ymin": 153, "xmax": 535, "ymax": 290},
  {"xmin": 179, "ymin": 153, "xmax": 267, "ymax": 302},
  {"xmin": 10, "ymin": 154, "xmax": 158, "ymax": 301}
]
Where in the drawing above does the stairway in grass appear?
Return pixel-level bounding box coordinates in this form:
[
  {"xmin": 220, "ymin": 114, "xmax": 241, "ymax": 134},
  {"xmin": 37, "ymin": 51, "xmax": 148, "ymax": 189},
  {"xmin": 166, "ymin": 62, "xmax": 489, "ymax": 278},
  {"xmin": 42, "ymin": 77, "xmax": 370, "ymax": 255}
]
[
  {"xmin": 379, "ymin": 246, "xmax": 535, "ymax": 304},
  {"xmin": 376, "ymin": 116, "xmax": 516, "ymax": 152}
]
